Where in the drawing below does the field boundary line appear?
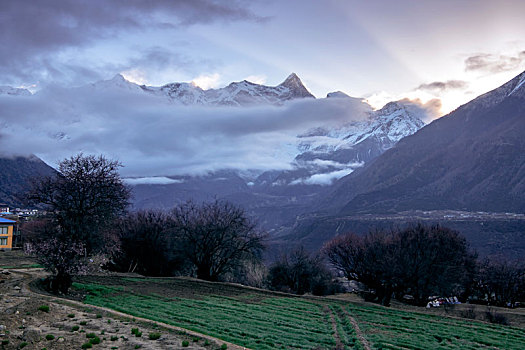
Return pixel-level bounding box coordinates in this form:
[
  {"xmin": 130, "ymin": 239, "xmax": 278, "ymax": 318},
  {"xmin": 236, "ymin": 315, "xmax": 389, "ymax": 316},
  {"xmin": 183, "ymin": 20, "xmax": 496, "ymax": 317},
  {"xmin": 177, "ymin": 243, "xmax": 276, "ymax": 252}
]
[
  {"xmin": 342, "ymin": 307, "xmax": 371, "ymax": 350},
  {"xmin": 19, "ymin": 270, "xmax": 250, "ymax": 350}
]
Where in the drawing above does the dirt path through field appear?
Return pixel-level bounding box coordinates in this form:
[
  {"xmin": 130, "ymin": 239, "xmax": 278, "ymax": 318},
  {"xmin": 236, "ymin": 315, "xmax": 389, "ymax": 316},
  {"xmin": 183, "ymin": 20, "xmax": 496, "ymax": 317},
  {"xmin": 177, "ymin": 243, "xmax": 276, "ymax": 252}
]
[
  {"xmin": 323, "ymin": 306, "xmax": 344, "ymax": 350},
  {"xmin": 341, "ymin": 307, "xmax": 371, "ymax": 350},
  {"xmin": 0, "ymin": 268, "xmax": 248, "ymax": 349}
]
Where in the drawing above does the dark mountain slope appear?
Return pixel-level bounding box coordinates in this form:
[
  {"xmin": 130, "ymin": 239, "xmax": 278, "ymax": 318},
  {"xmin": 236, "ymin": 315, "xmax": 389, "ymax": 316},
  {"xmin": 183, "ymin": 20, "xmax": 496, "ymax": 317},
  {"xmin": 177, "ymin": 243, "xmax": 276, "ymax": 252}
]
[
  {"xmin": 323, "ymin": 71, "xmax": 525, "ymax": 214},
  {"xmin": 0, "ymin": 155, "xmax": 56, "ymax": 206}
]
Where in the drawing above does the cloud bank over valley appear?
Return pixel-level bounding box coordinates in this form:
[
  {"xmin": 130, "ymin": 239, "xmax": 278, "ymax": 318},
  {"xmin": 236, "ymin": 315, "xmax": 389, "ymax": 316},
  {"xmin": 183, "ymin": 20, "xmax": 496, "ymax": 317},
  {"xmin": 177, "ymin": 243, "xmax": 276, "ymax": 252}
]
[{"xmin": 0, "ymin": 77, "xmax": 384, "ymax": 178}]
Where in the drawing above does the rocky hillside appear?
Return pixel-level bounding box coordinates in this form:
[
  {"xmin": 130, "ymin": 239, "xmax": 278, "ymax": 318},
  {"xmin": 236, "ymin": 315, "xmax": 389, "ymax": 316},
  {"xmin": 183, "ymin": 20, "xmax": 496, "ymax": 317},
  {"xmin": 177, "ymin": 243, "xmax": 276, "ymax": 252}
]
[{"xmin": 321, "ymin": 70, "xmax": 525, "ymax": 214}]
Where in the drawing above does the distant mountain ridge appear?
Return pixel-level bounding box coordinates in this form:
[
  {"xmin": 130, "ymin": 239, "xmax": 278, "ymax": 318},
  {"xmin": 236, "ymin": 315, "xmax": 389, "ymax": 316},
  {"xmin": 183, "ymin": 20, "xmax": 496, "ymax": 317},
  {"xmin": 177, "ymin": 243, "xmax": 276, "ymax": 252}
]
[
  {"xmin": 92, "ymin": 72, "xmax": 315, "ymax": 106},
  {"xmin": 319, "ymin": 70, "xmax": 525, "ymax": 214}
]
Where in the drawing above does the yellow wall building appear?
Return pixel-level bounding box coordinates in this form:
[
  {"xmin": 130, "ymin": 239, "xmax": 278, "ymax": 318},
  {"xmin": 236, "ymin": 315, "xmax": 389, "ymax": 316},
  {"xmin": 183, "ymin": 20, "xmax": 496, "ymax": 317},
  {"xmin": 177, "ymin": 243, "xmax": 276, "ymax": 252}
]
[{"xmin": 0, "ymin": 217, "xmax": 16, "ymax": 250}]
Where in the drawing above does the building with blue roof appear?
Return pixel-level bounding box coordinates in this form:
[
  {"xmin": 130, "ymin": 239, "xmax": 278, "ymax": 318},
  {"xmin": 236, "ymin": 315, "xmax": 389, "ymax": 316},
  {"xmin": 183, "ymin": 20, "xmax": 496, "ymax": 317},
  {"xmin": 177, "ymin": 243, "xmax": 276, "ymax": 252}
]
[{"xmin": 0, "ymin": 217, "xmax": 16, "ymax": 250}]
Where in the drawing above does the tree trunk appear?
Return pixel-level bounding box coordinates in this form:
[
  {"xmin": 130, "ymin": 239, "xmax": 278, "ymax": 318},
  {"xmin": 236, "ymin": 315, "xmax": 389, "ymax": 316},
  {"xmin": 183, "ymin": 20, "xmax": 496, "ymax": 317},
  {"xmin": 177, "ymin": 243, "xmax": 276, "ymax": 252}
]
[{"xmin": 196, "ymin": 265, "xmax": 214, "ymax": 281}]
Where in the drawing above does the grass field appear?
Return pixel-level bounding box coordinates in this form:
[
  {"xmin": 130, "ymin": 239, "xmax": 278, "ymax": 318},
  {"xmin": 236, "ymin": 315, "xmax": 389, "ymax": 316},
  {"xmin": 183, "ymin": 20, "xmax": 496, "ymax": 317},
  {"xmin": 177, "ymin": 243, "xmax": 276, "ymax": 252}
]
[{"xmin": 72, "ymin": 276, "xmax": 525, "ymax": 349}]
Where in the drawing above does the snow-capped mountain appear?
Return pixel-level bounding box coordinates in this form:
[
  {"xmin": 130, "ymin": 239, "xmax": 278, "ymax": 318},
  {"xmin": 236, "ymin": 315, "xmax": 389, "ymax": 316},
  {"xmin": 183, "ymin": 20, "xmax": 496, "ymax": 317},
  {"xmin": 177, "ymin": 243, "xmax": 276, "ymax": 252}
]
[
  {"xmin": 89, "ymin": 74, "xmax": 144, "ymax": 93},
  {"xmin": 89, "ymin": 73, "xmax": 314, "ymax": 106},
  {"xmin": 80, "ymin": 73, "xmax": 427, "ymax": 189},
  {"xmin": 142, "ymin": 72, "xmax": 314, "ymax": 106},
  {"xmin": 297, "ymin": 98, "xmax": 425, "ymax": 158},
  {"xmin": 254, "ymin": 96, "xmax": 426, "ymax": 187}
]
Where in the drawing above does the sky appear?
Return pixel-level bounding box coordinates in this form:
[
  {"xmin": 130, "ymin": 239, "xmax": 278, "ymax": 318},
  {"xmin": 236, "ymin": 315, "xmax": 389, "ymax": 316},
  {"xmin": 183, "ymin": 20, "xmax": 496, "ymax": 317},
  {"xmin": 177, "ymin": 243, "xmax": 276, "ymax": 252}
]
[{"xmin": 1, "ymin": 0, "xmax": 525, "ymax": 177}]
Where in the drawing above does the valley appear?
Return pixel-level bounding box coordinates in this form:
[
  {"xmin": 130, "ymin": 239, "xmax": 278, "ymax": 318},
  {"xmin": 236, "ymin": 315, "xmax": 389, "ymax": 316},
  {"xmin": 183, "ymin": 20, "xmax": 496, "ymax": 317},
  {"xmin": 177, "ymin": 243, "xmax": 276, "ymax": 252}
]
[{"xmin": 2, "ymin": 2, "xmax": 525, "ymax": 349}]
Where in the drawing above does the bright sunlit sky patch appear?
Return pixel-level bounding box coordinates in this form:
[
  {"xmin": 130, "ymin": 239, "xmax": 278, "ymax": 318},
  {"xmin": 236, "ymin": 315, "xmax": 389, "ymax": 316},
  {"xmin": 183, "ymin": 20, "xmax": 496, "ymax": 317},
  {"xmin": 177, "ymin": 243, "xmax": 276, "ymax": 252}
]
[{"xmin": 1, "ymin": 0, "xmax": 525, "ymax": 114}]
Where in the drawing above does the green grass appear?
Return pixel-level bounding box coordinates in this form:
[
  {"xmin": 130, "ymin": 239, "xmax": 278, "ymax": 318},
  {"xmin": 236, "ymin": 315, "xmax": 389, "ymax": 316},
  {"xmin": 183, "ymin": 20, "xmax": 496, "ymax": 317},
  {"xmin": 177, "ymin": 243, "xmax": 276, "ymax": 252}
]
[
  {"xmin": 72, "ymin": 277, "xmax": 525, "ymax": 350},
  {"xmin": 1, "ymin": 263, "xmax": 42, "ymax": 269},
  {"xmin": 346, "ymin": 303, "xmax": 525, "ymax": 350},
  {"xmin": 148, "ymin": 332, "xmax": 161, "ymax": 340},
  {"xmin": 38, "ymin": 305, "xmax": 49, "ymax": 312}
]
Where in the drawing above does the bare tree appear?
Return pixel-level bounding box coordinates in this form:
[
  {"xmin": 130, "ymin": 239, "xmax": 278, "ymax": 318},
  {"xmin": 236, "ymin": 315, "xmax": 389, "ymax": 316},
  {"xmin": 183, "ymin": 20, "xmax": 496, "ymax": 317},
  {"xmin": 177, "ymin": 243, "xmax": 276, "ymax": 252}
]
[
  {"xmin": 392, "ymin": 224, "xmax": 476, "ymax": 305},
  {"xmin": 323, "ymin": 231, "xmax": 396, "ymax": 305},
  {"xmin": 475, "ymin": 259, "xmax": 525, "ymax": 307},
  {"xmin": 323, "ymin": 233, "xmax": 364, "ymax": 281},
  {"xmin": 26, "ymin": 154, "xmax": 130, "ymax": 293},
  {"xmin": 323, "ymin": 224, "xmax": 476, "ymax": 306},
  {"xmin": 269, "ymin": 246, "xmax": 337, "ymax": 295},
  {"xmin": 171, "ymin": 200, "xmax": 265, "ymax": 281},
  {"xmin": 24, "ymin": 219, "xmax": 87, "ymax": 294},
  {"xmin": 111, "ymin": 210, "xmax": 185, "ymax": 276},
  {"xmin": 28, "ymin": 153, "xmax": 130, "ymax": 254}
]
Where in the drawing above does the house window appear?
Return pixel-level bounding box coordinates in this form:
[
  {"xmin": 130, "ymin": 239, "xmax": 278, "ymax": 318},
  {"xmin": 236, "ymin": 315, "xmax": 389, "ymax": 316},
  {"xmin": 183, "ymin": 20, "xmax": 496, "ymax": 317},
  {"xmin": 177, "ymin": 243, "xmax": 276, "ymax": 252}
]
[
  {"xmin": 0, "ymin": 237, "xmax": 7, "ymax": 246},
  {"xmin": 0, "ymin": 226, "xmax": 8, "ymax": 234}
]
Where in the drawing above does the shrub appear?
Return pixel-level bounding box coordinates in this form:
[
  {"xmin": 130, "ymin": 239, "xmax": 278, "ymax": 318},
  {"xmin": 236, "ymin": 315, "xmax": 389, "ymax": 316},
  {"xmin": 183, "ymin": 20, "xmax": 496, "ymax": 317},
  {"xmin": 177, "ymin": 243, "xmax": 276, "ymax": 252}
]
[
  {"xmin": 110, "ymin": 336, "xmax": 118, "ymax": 341},
  {"xmin": 192, "ymin": 337, "xmax": 199, "ymax": 342},
  {"xmin": 19, "ymin": 342, "xmax": 28, "ymax": 349},
  {"xmin": 81, "ymin": 343, "xmax": 92, "ymax": 349},
  {"xmin": 38, "ymin": 305, "xmax": 50, "ymax": 312},
  {"xmin": 1, "ymin": 340, "xmax": 8, "ymax": 345},
  {"xmin": 204, "ymin": 339, "xmax": 210, "ymax": 346},
  {"xmin": 131, "ymin": 328, "xmax": 139, "ymax": 335},
  {"xmin": 80, "ymin": 321, "xmax": 87, "ymax": 325},
  {"xmin": 182, "ymin": 340, "xmax": 189, "ymax": 347},
  {"xmin": 86, "ymin": 333, "xmax": 96, "ymax": 338},
  {"xmin": 45, "ymin": 334, "xmax": 55, "ymax": 340},
  {"xmin": 89, "ymin": 337, "xmax": 101, "ymax": 345},
  {"xmin": 67, "ymin": 313, "xmax": 75, "ymax": 318},
  {"xmin": 71, "ymin": 325, "xmax": 80, "ymax": 332},
  {"xmin": 148, "ymin": 332, "xmax": 161, "ymax": 340},
  {"xmin": 135, "ymin": 332, "xmax": 142, "ymax": 337},
  {"xmin": 134, "ymin": 345, "xmax": 141, "ymax": 349},
  {"xmin": 96, "ymin": 314, "xmax": 102, "ymax": 318},
  {"xmin": 221, "ymin": 344, "xmax": 228, "ymax": 350}
]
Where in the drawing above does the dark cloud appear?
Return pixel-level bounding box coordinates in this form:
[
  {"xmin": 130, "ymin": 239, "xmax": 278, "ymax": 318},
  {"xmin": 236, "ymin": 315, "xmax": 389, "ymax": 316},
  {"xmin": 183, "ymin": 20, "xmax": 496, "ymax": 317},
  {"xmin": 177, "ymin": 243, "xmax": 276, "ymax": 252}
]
[
  {"xmin": 0, "ymin": 0, "xmax": 263, "ymax": 85},
  {"xmin": 417, "ymin": 80, "xmax": 468, "ymax": 92},
  {"xmin": 465, "ymin": 51, "xmax": 525, "ymax": 73},
  {"xmin": 125, "ymin": 46, "xmax": 217, "ymax": 78},
  {"xmin": 128, "ymin": 47, "xmax": 192, "ymax": 70}
]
